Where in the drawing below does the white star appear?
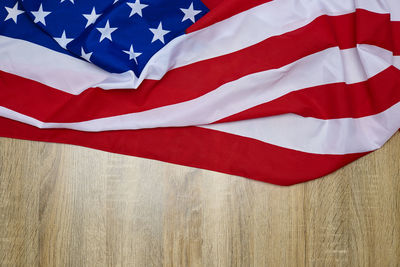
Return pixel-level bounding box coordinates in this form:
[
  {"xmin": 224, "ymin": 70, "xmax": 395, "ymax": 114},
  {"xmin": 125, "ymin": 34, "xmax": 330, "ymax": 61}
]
[
  {"xmin": 60, "ymin": 0, "xmax": 74, "ymax": 3},
  {"xmin": 180, "ymin": 3, "xmax": 201, "ymax": 23},
  {"xmin": 127, "ymin": 0, "xmax": 148, "ymax": 17},
  {"xmin": 31, "ymin": 4, "xmax": 51, "ymax": 26},
  {"xmin": 54, "ymin": 31, "xmax": 73, "ymax": 49},
  {"xmin": 123, "ymin": 45, "xmax": 142, "ymax": 64},
  {"xmin": 96, "ymin": 20, "xmax": 117, "ymax": 42},
  {"xmin": 113, "ymin": 0, "xmax": 119, "ymax": 4},
  {"xmin": 4, "ymin": 2, "xmax": 24, "ymax": 23},
  {"xmin": 149, "ymin": 22, "xmax": 170, "ymax": 44},
  {"xmin": 81, "ymin": 48, "xmax": 93, "ymax": 62},
  {"xmin": 83, "ymin": 7, "xmax": 101, "ymax": 28}
]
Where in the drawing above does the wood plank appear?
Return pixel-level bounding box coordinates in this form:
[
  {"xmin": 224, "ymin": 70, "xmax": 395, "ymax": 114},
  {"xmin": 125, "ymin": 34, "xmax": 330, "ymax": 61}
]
[{"xmin": 0, "ymin": 132, "xmax": 399, "ymax": 266}]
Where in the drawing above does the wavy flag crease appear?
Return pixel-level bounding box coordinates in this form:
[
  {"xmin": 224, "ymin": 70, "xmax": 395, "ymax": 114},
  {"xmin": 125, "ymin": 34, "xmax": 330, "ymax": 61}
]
[{"xmin": 0, "ymin": 0, "xmax": 399, "ymax": 185}]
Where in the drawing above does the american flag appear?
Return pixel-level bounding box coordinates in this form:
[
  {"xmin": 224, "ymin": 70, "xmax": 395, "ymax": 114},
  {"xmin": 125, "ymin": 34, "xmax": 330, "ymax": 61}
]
[{"xmin": 0, "ymin": 0, "xmax": 399, "ymax": 185}]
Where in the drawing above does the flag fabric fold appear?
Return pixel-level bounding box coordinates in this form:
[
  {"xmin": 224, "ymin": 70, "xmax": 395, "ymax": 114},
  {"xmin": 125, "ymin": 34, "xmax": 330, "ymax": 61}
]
[{"xmin": 0, "ymin": 0, "xmax": 399, "ymax": 185}]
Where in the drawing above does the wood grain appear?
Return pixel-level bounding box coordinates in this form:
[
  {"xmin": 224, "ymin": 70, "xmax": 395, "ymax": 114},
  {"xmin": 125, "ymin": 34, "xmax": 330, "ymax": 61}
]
[{"xmin": 0, "ymin": 132, "xmax": 399, "ymax": 267}]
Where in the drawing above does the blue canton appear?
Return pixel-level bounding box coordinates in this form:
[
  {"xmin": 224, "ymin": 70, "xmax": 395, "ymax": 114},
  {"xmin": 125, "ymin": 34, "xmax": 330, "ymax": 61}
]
[{"xmin": 0, "ymin": 0, "xmax": 209, "ymax": 76}]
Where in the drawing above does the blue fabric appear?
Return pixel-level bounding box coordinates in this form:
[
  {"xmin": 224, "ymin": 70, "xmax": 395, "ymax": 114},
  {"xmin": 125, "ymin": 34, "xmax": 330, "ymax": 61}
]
[{"xmin": 0, "ymin": 0, "xmax": 208, "ymax": 75}]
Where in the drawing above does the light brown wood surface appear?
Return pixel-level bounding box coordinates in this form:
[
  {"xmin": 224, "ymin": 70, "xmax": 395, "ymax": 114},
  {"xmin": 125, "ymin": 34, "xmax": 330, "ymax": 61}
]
[{"xmin": 0, "ymin": 132, "xmax": 399, "ymax": 267}]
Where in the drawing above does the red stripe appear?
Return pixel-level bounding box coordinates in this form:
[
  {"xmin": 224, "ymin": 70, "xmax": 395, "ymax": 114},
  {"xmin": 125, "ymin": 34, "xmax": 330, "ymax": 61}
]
[
  {"xmin": 187, "ymin": 0, "xmax": 272, "ymax": 33},
  {"xmin": 0, "ymin": 116, "xmax": 367, "ymax": 186},
  {"xmin": 0, "ymin": 10, "xmax": 397, "ymax": 123},
  {"xmin": 218, "ymin": 66, "xmax": 400, "ymax": 122},
  {"xmin": 394, "ymin": 21, "xmax": 400, "ymax": 55}
]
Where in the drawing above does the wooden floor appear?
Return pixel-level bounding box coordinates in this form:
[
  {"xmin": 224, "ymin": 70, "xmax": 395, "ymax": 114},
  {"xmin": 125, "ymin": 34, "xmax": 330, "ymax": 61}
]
[{"xmin": 0, "ymin": 133, "xmax": 399, "ymax": 267}]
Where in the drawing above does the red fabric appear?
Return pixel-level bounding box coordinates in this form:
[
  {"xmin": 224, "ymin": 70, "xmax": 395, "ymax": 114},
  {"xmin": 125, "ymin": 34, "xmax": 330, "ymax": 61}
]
[
  {"xmin": 0, "ymin": 116, "xmax": 367, "ymax": 185},
  {"xmin": 219, "ymin": 66, "xmax": 400, "ymax": 122},
  {"xmin": 0, "ymin": 11, "xmax": 396, "ymax": 123},
  {"xmin": 0, "ymin": 3, "xmax": 397, "ymax": 186}
]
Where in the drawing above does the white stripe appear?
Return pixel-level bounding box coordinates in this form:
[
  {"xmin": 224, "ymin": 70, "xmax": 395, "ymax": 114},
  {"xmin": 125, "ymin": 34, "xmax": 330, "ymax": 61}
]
[
  {"xmin": 0, "ymin": 44, "xmax": 393, "ymax": 128},
  {"xmin": 394, "ymin": 56, "xmax": 400, "ymax": 69},
  {"xmin": 1, "ymin": 44, "xmax": 393, "ymax": 129},
  {"xmin": 1, "ymin": 100, "xmax": 400, "ymax": 155},
  {"xmin": 0, "ymin": 45, "xmax": 396, "ymax": 132},
  {"xmin": 203, "ymin": 101, "xmax": 400, "ymax": 155},
  {"xmin": 0, "ymin": 36, "xmax": 136, "ymax": 95},
  {"xmin": 0, "ymin": 0, "xmax": 397, "ymax": 94},
  {"xmin": 142, "ymin": 0, "xmax": 397, "ymax": 82},
  {"xmin": 384, "ymin": 0, "xmax": 400, "ymax": 20}
]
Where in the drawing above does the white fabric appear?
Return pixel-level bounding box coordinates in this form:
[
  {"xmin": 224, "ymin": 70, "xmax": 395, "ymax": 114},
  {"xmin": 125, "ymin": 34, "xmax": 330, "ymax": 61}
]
[
  {"xmin": 1, "ymin": 100, "xmax": 400, "ymax": 155},
  {"xmin": 0, "ymin": 36, "xmax": 135, "ymax": 95},
  {"xmin": 203, "ymin": 101, "xmax": 400, "ymax": 155},
  {"xmin": 394, "ymin": 56, "xmax": 400, "ymax": 69},
  {"xmin": 0, "ymin": 0, "xmax": 399, "ymax": 157},
  {"xmin": 0, "ymin": 0, "xmax": 397, "ymax": 94},
  {"xmin": 0, "ymin": 45, "xmax": 393, "ymax": 130}
]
